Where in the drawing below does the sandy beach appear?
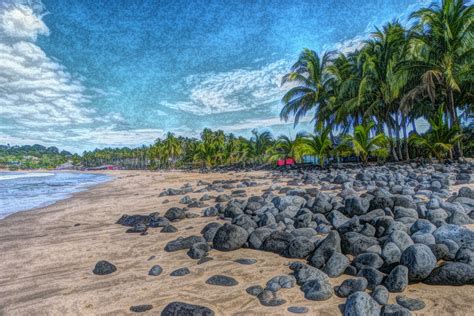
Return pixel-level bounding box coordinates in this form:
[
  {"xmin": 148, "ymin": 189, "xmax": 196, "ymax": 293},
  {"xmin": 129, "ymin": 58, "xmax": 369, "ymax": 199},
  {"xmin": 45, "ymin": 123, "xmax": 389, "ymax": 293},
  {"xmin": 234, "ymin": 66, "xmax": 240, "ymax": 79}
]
[{"xmin": 0, "ymin": 170, "xmax": 473, "ymax": 315}]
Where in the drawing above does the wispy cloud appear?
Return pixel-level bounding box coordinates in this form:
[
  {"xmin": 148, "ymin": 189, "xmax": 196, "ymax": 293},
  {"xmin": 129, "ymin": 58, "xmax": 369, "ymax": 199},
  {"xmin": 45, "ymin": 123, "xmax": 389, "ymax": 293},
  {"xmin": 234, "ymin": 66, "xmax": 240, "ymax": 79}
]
[{"xmin": 161, "ymin": 59, "xmax": 289, "ymax": 115}]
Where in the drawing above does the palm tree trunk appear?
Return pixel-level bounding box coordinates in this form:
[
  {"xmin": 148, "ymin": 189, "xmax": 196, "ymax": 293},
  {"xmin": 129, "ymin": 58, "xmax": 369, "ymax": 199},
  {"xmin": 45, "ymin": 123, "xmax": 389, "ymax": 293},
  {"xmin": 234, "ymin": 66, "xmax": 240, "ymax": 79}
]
[
  {"xmin": 387, "ymin": 124, "xmax": 399, "ymax": 161},
  {"xmin": 411, "ymin": 119, "xmax": 417, "ymax": 134},
  {"xmin": 448, "ymin": 89, "xmax": 463, "ymax": 159},
  {"xmin": 402, "ymin": 116, "xmax": 410, "ymax": 161},
  {"xmin": 395, "ymin": 114, "xmax": 403, "ymax": 161}
]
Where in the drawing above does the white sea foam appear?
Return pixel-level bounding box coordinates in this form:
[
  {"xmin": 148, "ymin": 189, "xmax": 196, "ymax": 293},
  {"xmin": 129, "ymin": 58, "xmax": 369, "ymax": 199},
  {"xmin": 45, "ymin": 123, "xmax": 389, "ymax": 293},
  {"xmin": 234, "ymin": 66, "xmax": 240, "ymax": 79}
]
[{"xmin": 0, "ymin": 173, "xmax": 55, "ymax": 181}]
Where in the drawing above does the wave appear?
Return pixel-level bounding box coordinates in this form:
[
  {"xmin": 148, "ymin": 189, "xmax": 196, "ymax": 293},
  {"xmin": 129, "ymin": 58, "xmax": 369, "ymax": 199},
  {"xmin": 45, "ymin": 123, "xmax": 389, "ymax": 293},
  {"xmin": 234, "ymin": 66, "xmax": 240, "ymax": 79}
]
[{"xmin": 0, "ymin": 173, "xmax": 55, "ymax": 181}]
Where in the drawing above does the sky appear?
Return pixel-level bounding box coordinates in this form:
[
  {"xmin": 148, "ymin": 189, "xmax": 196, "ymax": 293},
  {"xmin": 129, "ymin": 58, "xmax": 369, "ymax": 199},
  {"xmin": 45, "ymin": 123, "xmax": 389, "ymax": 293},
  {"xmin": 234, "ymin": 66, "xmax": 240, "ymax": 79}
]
[{"xmin": 0, "ymin": 0, "xmax": 434, "ymax": 153}]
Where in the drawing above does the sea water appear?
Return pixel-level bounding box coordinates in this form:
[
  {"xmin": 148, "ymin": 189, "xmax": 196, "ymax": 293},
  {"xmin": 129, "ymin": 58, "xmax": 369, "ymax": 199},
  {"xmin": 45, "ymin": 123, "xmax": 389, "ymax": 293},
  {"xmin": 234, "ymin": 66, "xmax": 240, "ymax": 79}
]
[{"xmin": 0, "ymin": 172, "xmax": 111, "ymax": 219}]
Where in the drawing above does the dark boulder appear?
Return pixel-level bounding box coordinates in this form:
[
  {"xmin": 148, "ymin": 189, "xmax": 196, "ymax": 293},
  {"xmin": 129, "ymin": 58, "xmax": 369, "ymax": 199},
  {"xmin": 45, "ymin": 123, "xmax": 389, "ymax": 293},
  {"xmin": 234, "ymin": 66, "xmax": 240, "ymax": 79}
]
[
  {"xmin": 371, "ymin": 285, "xmax": 389, "ymax": 305},
  {"xmin": 212, "ymin": 224, "xmax": 249, "ymax": 251},
  {"xmin": 261, "ymin": 231, "xmax": 294, "ymax": 256},
  {"xmin": 170, "ymin": 267, "xmax": 190, "ymax": 276},
  {"xmin": 341, "ymin": 232, "xmax": 379, "ymax": 256},
  {"xmin": 206, "ymin": 275, "xmax": 238, "ymax": 286},
  {"xmin": 396, "ymin": 295, "xmax": 425, "ymax": 311},
  {"xmin": 165, "ymin": 236, "xmax": 206, "ymax": 252},
  {"xmin": 301, "ymin": 279, "xmax": 333, "ymax": 301},
  {"xmin": 148, "ymin": 265, "xmax": 163, "ymax": 276},
  {"xmin": 308, "ymin": 231, "xmax": 341, "ymax": 268},
  {"xmin": 335, "ymin": 277, "xmax": 368, "ymax": 298},
  {"xmin": 248, "ymin": 227, "xmax": 273, "ymax": 250},
  {"xmin": 400, "ymin": 244, "xmax": 436, "ymax": 281},
  {"xmin": 344, "ymin": 291, "xmax": 381, "ymax": 316},
  {"xmin": 424, "ymin": 262, "xmax": 474, "ymax": 285},
  {"xmin": 384, "ymin": 265, "xmax": 408, "ymax": 293},
  {"xmin": 287, "ymin": 236, "xmax": 315, "ymax": 258},
  {"xmin": 164, "ymin": 207, "xmax": 186, "ymax": 221},
  {"xmin": 322, "ymin": 252, "xmax": 349, "ymax": 277}
]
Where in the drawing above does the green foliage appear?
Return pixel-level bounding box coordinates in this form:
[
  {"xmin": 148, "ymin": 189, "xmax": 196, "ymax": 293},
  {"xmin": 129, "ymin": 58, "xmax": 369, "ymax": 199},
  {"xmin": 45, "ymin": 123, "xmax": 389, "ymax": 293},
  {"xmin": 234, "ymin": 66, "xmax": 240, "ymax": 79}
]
[{"xmin": 340, "ymin": 122, "xmax": 389, "ymax": 164}]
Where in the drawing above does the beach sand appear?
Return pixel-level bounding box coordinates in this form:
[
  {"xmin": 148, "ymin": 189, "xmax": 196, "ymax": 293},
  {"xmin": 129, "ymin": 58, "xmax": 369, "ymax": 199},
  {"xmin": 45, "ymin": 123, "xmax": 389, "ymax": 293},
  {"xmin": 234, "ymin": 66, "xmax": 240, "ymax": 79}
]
[{"xmin": 0, "ymin": 170, "xmax": 473, "ymax": 315}]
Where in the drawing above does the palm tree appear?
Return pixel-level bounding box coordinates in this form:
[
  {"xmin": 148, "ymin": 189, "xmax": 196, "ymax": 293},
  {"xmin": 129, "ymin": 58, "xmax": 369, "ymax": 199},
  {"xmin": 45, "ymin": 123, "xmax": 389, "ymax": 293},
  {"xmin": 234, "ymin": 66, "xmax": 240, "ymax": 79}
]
[
  {"xmin": 162, "ymin": 132, "xmax": 182, "ymax": 167},
  {"xmin": 249, "ymin": 129, "xmax": 273, "ymax": 163},
  {"xmin": 409, "ymin": 106, "xmax": 464, "ymax": 162},
  {"xmin": 340, "ymin": 122, "xmax": 389, "ymax": 164},
  {"xmin": 281, "ymin": 49, "xmax": 334, "ymax": 129},
  {"xmin": 298, "ymin": 127, "xmax": 333, "ymax": 167},
  {"xmin": 403, "ymin": 0, "xmax": 473, "ymax": 157},
  {"xmin": 272, "ymin": 133, "xmax": 305, "ymax": 162}
]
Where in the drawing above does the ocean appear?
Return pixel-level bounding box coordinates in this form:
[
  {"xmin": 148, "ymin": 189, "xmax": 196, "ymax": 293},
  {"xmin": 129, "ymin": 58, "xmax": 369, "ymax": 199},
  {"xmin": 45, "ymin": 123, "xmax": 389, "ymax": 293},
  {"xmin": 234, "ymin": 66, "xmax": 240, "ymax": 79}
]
[{"xmin": 0, "ymin": 172, "xmax": 111, "ymax": 219}]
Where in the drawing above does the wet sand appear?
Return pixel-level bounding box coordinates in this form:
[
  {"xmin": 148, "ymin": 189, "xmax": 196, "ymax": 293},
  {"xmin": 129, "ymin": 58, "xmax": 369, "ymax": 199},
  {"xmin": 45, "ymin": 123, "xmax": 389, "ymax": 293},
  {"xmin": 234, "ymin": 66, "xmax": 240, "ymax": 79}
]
[{"xmin": 0, "ymin": 170, "xmax": 473, "ymax": 315}]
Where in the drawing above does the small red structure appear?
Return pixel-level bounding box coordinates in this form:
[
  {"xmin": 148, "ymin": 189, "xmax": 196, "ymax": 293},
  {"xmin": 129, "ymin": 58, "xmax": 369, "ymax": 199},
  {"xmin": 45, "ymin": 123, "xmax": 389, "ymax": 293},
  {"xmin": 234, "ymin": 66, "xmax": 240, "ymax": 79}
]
[
  {"xmin": 277, "ymin": 158, "xmax": 295, "ymax": 167},
  {"xmin": 106, "ymin": 165, "xmax": 120, "ymax": 170}
]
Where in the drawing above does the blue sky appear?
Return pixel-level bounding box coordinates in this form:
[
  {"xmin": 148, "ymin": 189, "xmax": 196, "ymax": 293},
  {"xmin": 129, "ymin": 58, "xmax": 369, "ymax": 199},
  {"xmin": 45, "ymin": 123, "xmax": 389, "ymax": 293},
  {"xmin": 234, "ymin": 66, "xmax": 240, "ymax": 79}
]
[{"xmin": 0, "ymin": 0, "xmax": 432, "ymax": 153}]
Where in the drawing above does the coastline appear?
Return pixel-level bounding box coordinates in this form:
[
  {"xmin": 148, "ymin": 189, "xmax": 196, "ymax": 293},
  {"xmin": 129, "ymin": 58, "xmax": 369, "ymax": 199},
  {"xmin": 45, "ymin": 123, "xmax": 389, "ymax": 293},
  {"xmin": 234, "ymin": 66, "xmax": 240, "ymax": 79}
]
[{"xmin": 0, "ymin": 170, "xmax": 472, "ymax": 315}]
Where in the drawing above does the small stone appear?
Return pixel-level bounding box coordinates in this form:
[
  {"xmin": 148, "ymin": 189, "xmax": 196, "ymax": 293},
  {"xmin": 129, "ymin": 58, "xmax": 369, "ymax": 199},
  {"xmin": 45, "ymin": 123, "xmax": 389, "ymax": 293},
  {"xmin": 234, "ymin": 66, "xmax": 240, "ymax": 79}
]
[
  {"xmin": 335, "ymin": 277, "xmax": 368, "ymax": 298},
  {"xmin": 148, "ymin": 265, "xmax": 162, "ymax": 276},
  {"xmin": 246, "ymin": 285, "xmax": 264, "ymax": 296},
  {"xmin": 257, "ymin": 289, "xmax": 287, "ymax": 306},
  {"xmin": 396, "ymin": 295, "xmax": 426, "ymax": 311},
  {"xmin": 288, "ymin": 306, "xmax": 309, "ymax": 314},
  {"xmin": 161, "ymin": 225, "xmax": 178, "ymax": 233},
  {"xmin": 301, "ymin": 279, "xmax": 333, "ymax": 301},
  {"xmin": 170, "ymin": 267, "xmax": 190, "ymax": 276},
  {"xmin": 372, "ymin": 285, "xmax": 389, "ymax": 305},
  {"xmin": 130, "ymin": 304, "xmax": 153, "ymax": 313},
  {"xmin": 197, "ymin": 257, "xmax": 214, "ymax": 265},
  {"xmin": 92, "ymin": 260, "xmax": 116, "ymax": 275},
  {"xmin": 234, "ymin": 258, "xmax": 257, "ymax": 265},
  {"xmin": 206, "ymin": 275, "xmax": 238, "ymax": 286}
]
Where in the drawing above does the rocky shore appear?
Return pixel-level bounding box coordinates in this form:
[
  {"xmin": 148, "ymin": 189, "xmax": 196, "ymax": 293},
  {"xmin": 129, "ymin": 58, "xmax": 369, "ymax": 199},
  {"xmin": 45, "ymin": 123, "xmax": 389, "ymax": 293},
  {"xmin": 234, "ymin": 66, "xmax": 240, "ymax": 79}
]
[{"xmin": 0, "ymin": 164, "xmax": 472, "ymax": 315}]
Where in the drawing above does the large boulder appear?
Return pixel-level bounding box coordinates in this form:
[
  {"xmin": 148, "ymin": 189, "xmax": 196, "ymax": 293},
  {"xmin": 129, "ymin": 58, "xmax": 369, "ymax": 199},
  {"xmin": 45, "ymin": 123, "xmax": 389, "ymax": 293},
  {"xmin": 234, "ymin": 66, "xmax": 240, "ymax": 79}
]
[
  {"xmin": 308, "ymin": 231, "xmax": 341, "ymax": 268},
  {"xmin": 272, "ymin": 195, "xmax": 306, "ymax": 215},
  {"xmin": 93, "ymin": 260, "xmax": 117, "ymax": 275},
  {"xmin": 164, "ymin": 207, "xmax": 186, "ymax": 221},
  {"xmin": 433, "ymin": 224, "xmax": 474, "ymax": 248},
  {"xmin": 323, "ymin": 252, "xmax": 349, "ymax": 277},
  {"xmin": 344, "ymin": 291, "xmax": 381, "ymax": 316},
  {"xmin": 424, "ymin": 262, "xmax": 474, "ymax": 285},
  {"xmin": 201, "ymin": 222, "xmax": 222, "ymax": 242},
  {"xmin": 290, "ymin": 262, "xmax": 329, "ymax": 286},
  {"xmin": 212, "ymin": 224, "xmax": 248, "ymax": 251},
  {"xmin": 345, "ymin": 196, "xmax": 370, "ymax": 216},
  {"xmin": 287, "ymin": 236, "xmax": 315, "ymax": 258},
  {"xmin": 400, "ymin": 244, "xmax": 437, "ymax": 281}
]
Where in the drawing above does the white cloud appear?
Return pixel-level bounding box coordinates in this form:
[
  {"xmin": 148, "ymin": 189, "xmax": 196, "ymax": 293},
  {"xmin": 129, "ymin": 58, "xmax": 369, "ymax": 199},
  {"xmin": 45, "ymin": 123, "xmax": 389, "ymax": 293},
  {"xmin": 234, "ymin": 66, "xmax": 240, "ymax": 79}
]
[
  {"xmin": 162, "ymin": 59, "xmax": 289, "ymax": 115},
  {"xmin": 0, "ymin": 2, "xmax": 48, "ymax": 40},
  {"xmin": 0, "ymin": 1, "xmax": 94, "ymax": 130},
  {"xmin": 332, "ymin": 35, "xmax": 366, "ymax": 55}
]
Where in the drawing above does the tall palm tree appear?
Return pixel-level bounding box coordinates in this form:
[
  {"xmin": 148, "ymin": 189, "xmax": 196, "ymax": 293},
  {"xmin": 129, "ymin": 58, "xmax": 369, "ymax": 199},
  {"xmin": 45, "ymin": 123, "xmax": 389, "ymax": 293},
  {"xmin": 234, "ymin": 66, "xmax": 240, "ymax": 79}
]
[
  {"xmin": 162, "ymin": 132, "xmax": 182, "ymax": 167},
  {"xmin": 249, "ymin": 129, "xmax": 273, "ymax": 163},
  {"xmin": 273, "ymin": 133, "xmax": 305, "ymax": 161},
  {"xmin": 281, "ymin": 49, "xmax": 334, "ymax": 129}
]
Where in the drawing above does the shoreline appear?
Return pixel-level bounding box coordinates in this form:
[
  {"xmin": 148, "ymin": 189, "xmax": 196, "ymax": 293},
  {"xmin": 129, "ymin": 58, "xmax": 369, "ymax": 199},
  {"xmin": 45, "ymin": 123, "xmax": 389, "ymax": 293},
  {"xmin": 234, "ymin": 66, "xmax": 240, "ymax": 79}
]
[{"xmin": 0, "ymin": 169, "xmax": 473, "ymax": 315}]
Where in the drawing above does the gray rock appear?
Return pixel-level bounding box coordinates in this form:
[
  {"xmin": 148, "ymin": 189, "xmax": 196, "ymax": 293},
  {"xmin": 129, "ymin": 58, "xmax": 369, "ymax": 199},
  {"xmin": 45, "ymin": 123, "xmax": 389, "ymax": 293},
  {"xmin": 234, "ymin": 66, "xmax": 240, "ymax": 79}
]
[
  {"xmin": 187, "ymin": 242, "xmax": 210, "ymax": 259},
  {"xmin": 234, "ymin": 258, "xmax": 257, "ymax": 265},
  {"xmin": 396, "ymin": 295, "xmax": 425, "ymax": 311},
  {"xmin": 335, "ymin": 278, "xmax": 368, "ymax": 298},
  {"xmin": 148, "ymin": 265, "xmax": 162, "ymax": 276},
  {"xmin": 272, "ymin": 195, "xmax": 306, "ymax": 214},
  {"xmin": 353, "ymin": 253, "xmax": 384, "ymax": 270},
  {"xmin": 381, "ymin": 304, "xmax": 412, "ymax": 316},
  {"xmin": 424, "ymin": 262, "xmax": 474, "ymax": 285},
  {"xmin": 161, "ymin": 225, "xmax": 178, "ymax": 233},
  {"xmin": 164, "ymin": 207, "xmax": 186, "ymax": 221},
  {"xmin": 261, "ymin": 231, "xmax": 294, "ymax": 256},
  {"xmin": 290, "ymin": 262, "xmax": 329, "ymax": 285},
  {"xmin": 197, "ymin": 257, "xmax": 214, "ymax": 265},
  {"xmin": 455, "ymin": 245, "xmax": 474, "ymax": 265},
  {"xmin": 161, "ymin": 302, "xmax": 214, "ymax": 316},
  {"xmin": 266, "ymin": 275, "xmax": 296, "ymax": 291},
  {"xmin": 206, "ymin": 275, "xmax": 238, "ymax": 286},
  {"xmin": 257, "ymin": 289, "xmax": 286, "ymax": 306},
  {"xmin": 287, "ymin": 236, "xmax": 315, "ymax": 258},
  {"xmin": 165, "ymin": 236, "xmax": 206, "ymax": 252},
  {"xmin": 384, "ymin": 265, "xmax": 408, "ymax": 293},
  {"xmin": 323, "ymin": 252, "xmax": 349, "ymax": 277},
  {"xmin": 429, "ymin": 243, "xmax": 450, "ymax": 260},
  {"xmin": 170, "ymin": 267, "xmax": 190, "ymax": 276},
  {"xmin": 400, "ymin": 244, "xmax": 437, "ymax": 281},
  {"xmin": 382, "ymin": 242, "xmax": 402, "ymax": 266},
  {"xmin": 345, "ymin": 196, "xmax": 370, "ymax": 216},
  {"xmin": 371, "ymin": 285, "xmax": 389, "ymax": 305},
  {"xmin": 201, "ymin": 222, "xmax": 222, "ymax": 242},
  {"xmin": 411, "ymin": 232, "xmax": 435, "ymax": 246},
  {"xmin": 308, "ymin": 231, "xmax": 341, "ymax": 268},
  {"xmin": 288, "ymin": 306, "xmax": 309, "ymax": 314},
  {"xmin": 212, "ymin": 224, "xmax": 249, "ymax": 251},
  {"xmin": 341, "ymin": 232, "xmax": 379, "ymax": 256},
  {"xmin": 344, "ymin": 291, "xmax": 381, "ymax": 316},
  {"xmin": 357, "ymin": 266, "xmax": 385, "ymax": 290},
  {"xmin": 93, "ymin": 260, "xmax": 117, "ymax": 275},
  {"xmin": 388, "ymin": 230, "xmax": 414, "ymax": 252},
  {"xmin": 301, "ymin": 279, "xmax": 333, "ymax": 301},
  {"xmin": 203, "ymin": 206, "xmax": 219, "ymax": 217},
  {"xmin": 130, "ymin": 304, "xmax": 153, "ymax": 313},
  {"xmin": 248, "ymin": 227, "xmax": 273, "ymax": 250},
  {"xmin": 246, "ymin": 285, "xmax": 264, "ymax": 296}
]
